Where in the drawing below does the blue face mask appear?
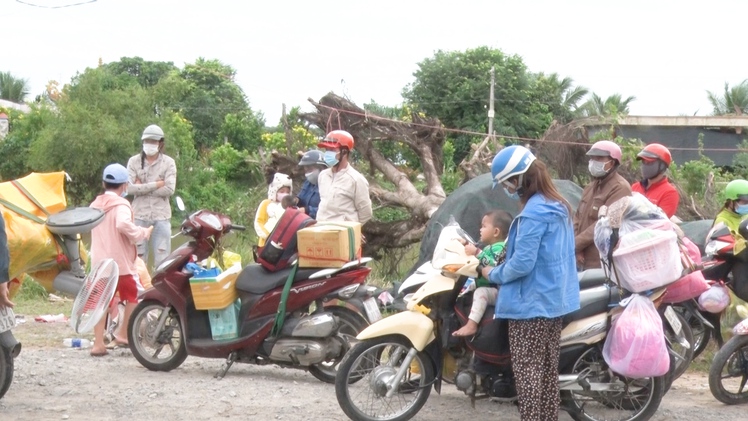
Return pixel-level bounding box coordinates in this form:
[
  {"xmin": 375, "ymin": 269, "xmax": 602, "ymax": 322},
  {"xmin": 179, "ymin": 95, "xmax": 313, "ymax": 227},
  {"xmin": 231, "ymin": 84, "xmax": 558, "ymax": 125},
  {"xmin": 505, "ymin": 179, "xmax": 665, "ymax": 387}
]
[
  {"xmin": 503, "ymin": 187, "xmax": 520, "ymax": 201},
  {"xmin": 323, "ymin": 151, "xmax": 339, "ymax": 167},
  {"xmin": 736, "ymin": 204, "xmax": 748, "ymax": 215},
  {"xmin": 121, "ymin": 190, "xmax": 128, "ymax": 198}
]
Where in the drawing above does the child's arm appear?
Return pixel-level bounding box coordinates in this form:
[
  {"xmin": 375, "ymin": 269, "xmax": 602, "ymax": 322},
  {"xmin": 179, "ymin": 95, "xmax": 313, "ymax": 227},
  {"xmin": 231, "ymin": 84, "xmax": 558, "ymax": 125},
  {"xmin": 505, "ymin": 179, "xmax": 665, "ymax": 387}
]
[{"xmin": 114, "ymin": 206, "xmax": 151, "ymax": 243}]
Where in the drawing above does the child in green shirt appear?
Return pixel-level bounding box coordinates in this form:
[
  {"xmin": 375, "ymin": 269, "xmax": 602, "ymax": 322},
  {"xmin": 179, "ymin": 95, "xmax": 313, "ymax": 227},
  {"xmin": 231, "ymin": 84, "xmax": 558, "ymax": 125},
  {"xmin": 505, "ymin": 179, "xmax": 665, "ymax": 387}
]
[{"xmin": 453, "ymin": 209, "xmax": 512, "ymax": 337}]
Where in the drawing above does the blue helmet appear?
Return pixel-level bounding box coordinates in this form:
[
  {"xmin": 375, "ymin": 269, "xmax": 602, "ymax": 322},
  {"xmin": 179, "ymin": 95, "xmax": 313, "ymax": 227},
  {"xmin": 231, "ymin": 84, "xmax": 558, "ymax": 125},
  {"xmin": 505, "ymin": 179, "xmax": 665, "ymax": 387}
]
[{"xmin": 490, "ymin": 145, "xmax": 536, "ymax": 188}]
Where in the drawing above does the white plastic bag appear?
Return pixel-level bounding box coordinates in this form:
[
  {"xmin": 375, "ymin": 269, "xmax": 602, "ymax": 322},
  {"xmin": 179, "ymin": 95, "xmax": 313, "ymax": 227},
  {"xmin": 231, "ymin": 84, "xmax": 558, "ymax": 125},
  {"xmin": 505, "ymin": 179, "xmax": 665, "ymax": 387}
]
[
  {"xmin": 602, "ymin": 294, "xmax": 670, "ymax": 378},
  {"xmin": 698, "ymin": 284, "xmax": 731, "ymax": 313}
]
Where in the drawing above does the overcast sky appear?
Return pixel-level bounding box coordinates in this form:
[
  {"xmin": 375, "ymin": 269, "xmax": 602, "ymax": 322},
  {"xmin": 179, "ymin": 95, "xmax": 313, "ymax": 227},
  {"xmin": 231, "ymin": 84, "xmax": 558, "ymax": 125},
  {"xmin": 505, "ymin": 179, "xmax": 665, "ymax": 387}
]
[{"xmin": 4, "ymin": 0, "xmax": 748, "ymax": 126}]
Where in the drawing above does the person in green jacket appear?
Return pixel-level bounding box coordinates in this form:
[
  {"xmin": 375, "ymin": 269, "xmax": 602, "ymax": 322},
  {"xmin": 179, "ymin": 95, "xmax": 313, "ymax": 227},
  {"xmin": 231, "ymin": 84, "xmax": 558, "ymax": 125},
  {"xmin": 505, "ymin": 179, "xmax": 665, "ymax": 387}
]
[
  {"xmin": 453, "ymin": 209, "xmax": 513, "ymax": 337},
  {"xmin": 714, "ymin": 179, "xmax": 748, "ymax": 232}
]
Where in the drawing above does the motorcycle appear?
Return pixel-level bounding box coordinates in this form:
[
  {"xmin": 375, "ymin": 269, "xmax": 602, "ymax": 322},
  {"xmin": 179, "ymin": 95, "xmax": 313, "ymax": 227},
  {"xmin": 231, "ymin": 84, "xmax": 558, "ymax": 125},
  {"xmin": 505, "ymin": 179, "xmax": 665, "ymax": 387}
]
[
  {"xmin": 0, "ymin": 301, "xmax": 20, "ymax": 400},
  {"xmin": 709, "ymin": 313, "xmax": 748, "ymax": 405},
  {"xmin": 690, "ymin": 219, "xmax": 748, "ymax": 354},
  {"xmin": 334, "ymin": 237, "xmax": 680, "ymax": 421},
  {"xmin": 127, "ymin": 207, "xmax": 379, "ymax": 383}
]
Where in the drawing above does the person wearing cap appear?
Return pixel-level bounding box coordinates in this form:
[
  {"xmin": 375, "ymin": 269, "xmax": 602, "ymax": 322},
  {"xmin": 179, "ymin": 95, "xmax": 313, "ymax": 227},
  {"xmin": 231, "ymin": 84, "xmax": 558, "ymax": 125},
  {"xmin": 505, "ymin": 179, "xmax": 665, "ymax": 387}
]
[
  {"xmin": 316, "ymin": 130, "xmax": 372, "ymax": 224},
  {"xmin": 714, "ymin": 179, "xmax": 748, "ymax": 231},
  {"xmin": 294, "ymin": 150, "xmax": 327, "ymax": 219},
  {"xmin": 573, "ymin": 141, "xmax": 632, "ymax": 269},
  {"xmin": 254, "ymin": 173, "xmax": 292, "ymax": 247},
  {"xmin": 632, "ymin": 143, "xmax": 680, "ymax": 218},
  {"xmin": 89, "ymin": 164, "xmax": 153, "ymax": 357},
  {"xmin": 127, "ymin": 124, "xmax": 177, "ymax": 268}
]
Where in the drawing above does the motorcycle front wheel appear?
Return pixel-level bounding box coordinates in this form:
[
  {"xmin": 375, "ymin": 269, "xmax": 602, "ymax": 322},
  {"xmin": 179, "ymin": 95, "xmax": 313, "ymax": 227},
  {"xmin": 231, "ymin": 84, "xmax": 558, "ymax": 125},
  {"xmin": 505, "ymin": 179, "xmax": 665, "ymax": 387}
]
[
  {"xmin": 708, "ymin": 334, "xmax": 748, "ymax": 405},
  {"xmin": 0, "ymin": 346, "xmax": 13, "ymax": 399},
  {"xmin": 128, "ymin": 300, "xmax": 187, "ymax": 372},
  {"xmin": 309, "ymin": 307, "xmax": 369, "ymax": 383},
  {"xmin": 562, "ymin": 346, "xmax": 665, "ymax": 421},
  {"xmin": 335, "ymin": 335, "xmax": 434, "ymax": 421}
]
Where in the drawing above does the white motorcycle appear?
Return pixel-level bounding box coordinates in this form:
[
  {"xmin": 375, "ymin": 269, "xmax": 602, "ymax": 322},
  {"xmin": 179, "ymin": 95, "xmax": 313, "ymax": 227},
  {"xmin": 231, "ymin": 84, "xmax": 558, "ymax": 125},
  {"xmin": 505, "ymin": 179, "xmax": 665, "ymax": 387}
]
[{"xmin": 334, "ymin": 236, "xmax": 681, "ymax": 421}]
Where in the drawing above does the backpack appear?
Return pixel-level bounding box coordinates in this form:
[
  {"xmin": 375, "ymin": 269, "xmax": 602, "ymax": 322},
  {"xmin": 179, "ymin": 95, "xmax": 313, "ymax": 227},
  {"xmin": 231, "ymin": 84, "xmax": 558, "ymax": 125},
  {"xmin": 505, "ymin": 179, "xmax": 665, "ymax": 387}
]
[{"xmin": 257, "ymin": 209, "xmax": 316, "ymax": 272}]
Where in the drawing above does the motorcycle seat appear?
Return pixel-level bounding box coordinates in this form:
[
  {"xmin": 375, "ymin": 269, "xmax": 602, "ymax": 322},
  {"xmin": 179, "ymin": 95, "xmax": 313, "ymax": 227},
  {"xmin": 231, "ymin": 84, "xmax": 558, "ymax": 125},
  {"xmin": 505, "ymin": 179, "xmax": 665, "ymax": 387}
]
[
  {"xmin": 577, "ymin": 268, "xmax": 608, "ymax": 289},
  {"xmin": 563, "ymin": 285, "xmax": 616, "ymax": 324},
  {"xmin": 235, "ymin": 264, "xmax": 320, "ymax": 294}
]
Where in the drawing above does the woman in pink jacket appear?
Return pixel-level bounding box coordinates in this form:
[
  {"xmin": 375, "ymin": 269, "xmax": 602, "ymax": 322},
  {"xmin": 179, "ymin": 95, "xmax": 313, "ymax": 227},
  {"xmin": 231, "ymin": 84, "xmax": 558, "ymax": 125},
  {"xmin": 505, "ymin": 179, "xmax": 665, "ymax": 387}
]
[{"xmin": 89, "ymin": 164, "xmax": 152, "ymax": 357}]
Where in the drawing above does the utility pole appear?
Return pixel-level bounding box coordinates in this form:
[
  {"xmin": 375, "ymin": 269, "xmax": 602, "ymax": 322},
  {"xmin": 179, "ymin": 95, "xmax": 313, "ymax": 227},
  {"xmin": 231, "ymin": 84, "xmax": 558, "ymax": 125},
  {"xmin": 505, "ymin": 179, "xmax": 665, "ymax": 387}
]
[{"xmin": 488, "ymin": 66, "xmax": 495, "ymax": 139}]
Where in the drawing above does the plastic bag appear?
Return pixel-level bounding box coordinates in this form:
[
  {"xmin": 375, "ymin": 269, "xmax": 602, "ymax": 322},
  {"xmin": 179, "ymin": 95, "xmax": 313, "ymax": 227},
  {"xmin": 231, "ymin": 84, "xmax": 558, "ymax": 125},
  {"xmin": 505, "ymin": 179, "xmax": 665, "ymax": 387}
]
[
  {"xmin": 698, "ymin": 284, "xmax": 731, "ymax": 313},
  {"xmin": 602, "ymin": 294, "xmax": 670, "ymax": 378}
]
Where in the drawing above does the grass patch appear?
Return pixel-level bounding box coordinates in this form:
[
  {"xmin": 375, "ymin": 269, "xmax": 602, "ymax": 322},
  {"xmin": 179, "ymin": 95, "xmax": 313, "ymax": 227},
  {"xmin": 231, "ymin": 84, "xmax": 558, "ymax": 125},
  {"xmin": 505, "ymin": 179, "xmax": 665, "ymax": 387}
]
[{"xmin": 688, "ymin": 342, "xmax": 717, "ymax": 373}]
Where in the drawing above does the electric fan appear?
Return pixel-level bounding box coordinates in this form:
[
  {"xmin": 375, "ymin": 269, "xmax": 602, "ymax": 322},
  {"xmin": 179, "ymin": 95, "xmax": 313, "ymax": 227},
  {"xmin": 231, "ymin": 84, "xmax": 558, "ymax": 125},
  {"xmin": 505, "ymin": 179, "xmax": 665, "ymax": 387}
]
[{"xmin": 69, "ymin": 259, "xmax": 119, "ymax": 334}]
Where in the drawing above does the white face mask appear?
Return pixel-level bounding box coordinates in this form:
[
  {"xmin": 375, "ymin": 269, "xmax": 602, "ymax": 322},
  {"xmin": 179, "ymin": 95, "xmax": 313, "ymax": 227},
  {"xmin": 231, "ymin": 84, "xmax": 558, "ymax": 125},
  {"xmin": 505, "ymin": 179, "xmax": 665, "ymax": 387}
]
[
  {"xmin": 588, "ymin": 160, "xmax": 610, "ymax": 178},
  {"xmin": 276, "ymin": 192, "xmax": 289, "ymax": 203},
  {"xmin": 143, "ymin": 144, "xmax": 160, "ymax": 157}
]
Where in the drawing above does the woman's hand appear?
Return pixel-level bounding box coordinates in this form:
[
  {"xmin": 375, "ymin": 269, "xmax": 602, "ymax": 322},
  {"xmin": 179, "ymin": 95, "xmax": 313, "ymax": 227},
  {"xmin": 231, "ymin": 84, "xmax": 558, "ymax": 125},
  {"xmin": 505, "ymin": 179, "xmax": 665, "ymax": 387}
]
[{"xmin": 0, "ymin": 282, "xmax": 14, "ymax": 309}]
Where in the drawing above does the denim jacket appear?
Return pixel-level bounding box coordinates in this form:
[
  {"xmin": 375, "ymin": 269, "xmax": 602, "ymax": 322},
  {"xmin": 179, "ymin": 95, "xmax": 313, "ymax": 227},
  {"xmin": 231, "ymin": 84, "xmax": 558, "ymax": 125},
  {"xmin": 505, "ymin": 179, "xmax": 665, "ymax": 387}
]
[
  {"xmin": 0, "ymin": 212, "xmax": 8, "ymax": 284},
  {"xmin": 296, "ymin": 180, "xmax": 320, "ymax": 219},
  {"xmin": 488, "ymin": 193, "xmax": 580, "ymax": 319}
]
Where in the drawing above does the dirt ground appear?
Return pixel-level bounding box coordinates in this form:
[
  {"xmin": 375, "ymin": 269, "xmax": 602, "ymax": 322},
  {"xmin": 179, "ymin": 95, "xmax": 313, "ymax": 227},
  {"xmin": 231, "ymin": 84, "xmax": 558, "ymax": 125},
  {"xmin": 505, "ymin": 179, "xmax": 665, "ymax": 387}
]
[{"xmin": 1, "ymin": 317, "xmax": 747, "ymax": 421}]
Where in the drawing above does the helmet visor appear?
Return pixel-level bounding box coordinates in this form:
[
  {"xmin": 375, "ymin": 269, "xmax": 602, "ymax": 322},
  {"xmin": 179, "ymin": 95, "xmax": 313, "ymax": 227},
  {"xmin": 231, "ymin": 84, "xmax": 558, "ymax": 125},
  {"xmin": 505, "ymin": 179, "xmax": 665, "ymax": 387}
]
[{"xmin": 586, "ymin": 148, "xmax": 611, "ymax": 157}]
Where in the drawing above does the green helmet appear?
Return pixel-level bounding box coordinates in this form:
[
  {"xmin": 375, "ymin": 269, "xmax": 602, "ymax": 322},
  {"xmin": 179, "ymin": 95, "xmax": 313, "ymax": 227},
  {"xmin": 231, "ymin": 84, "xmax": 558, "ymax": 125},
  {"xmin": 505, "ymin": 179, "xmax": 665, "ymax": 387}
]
[{"xmin": 725, "ymin": 179, "xmax": 748, "ymax": 200}]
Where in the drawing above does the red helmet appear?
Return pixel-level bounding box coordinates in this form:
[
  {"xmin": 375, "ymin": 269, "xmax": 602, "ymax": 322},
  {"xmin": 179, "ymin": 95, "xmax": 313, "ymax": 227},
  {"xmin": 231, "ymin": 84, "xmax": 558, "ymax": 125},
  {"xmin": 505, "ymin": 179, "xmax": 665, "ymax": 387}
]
[
  {"xmin": 318, "ymin": 130, "xmax": 354, "ymax": 150},
  {"xmin": 637, "ymin": 143, "xmax": 672, "ymax": 166}
]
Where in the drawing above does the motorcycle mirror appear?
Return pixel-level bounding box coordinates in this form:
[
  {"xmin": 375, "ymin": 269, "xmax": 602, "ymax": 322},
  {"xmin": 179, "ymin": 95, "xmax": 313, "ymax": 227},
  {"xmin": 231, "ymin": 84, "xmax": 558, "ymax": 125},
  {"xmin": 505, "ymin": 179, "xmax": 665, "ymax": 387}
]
[{"xmin": 175, "ymin": 196, "xmax": 186, "ymax": 212}]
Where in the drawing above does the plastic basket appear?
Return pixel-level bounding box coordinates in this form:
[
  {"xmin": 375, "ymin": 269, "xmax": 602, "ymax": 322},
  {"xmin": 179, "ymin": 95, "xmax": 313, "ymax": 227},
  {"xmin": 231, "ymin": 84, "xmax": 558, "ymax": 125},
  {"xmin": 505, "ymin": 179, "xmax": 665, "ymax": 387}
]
[
  {"xmin": 612, "ymin": 230, "xmax": 683, "ymax": 293},
  {"xmin": 189, "ymin": 264, "xmax": 241, "ymax": 310}
]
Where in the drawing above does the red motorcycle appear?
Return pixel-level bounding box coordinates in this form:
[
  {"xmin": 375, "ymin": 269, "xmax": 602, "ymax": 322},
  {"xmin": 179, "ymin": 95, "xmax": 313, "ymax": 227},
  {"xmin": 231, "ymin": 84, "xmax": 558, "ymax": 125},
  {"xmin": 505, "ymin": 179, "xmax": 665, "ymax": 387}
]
[{"xmin": 127, "ymin": 209, "xmax": 375, "ymax": 383}]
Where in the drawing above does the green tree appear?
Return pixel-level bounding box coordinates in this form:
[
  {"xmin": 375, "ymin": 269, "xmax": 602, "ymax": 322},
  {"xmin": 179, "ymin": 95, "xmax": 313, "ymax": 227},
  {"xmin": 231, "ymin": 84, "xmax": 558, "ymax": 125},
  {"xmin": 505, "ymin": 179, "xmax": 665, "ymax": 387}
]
[
  {"xmin": 27, "ymin": 66, "xmax": 195, "ymax": 204},
  {"xmin": 0, "ymin": 106, "xmax": 55, "ymax": 180},
  {"xmin": 707, "ymin": 80, "xmax": 748, "ymax": 115},
  {"xmin": 159, "ymin": 58, "xmax": 258, "ymax": 151},
  {"xmin": 530, "ymin": 73, "xmax": 588, "ymax": 123},
  {"xmin": 218, "ymin": 111, "xmax": 264, "ymax": 151},
  {"xmin": 103, "ymin": 56, "xmax": 178, "ymax": 88},
  {"xmin": 402, "ymin": 47, "xmax": 556, "ymax": 164},
  {"xmin": 578, "ymin": 93, "xmax": 636, "ymax": 117},
  {"xmin": 0, "ymin": 71, "xmax": 30, "ymax": 102}
]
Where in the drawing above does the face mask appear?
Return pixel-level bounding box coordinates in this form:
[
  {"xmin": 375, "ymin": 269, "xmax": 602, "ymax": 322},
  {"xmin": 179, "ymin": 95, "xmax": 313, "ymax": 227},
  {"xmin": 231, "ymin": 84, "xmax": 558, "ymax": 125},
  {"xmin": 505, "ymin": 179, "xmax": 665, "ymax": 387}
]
[
  {"xmin": 121, "ymin": 190, "xmax": 128, "ymax": 198},
  {"xmin": 323, "ymin": 151, "xmax": 339, "ymax": 167},
  {"xmin": 588, "ymin": 160, "xmax": 609, "ymax": 178},
  {"xmin": 305, "ymin": 170, "xmax": 320, "ymax": 185},
  {"xmin": 737, "ymin": 204, "xmax": 748, "ymax": 215},
  {"xmin": 276, "ymin": 192, "xmax": 289, "ymax": 203},
  {"xmin": 641, "ymin": 161, "xmax": 661, "ymax": 180},
  {"xmin": 143, "ymin": 144, "xmax": 159, "ymax": 157},
  {"xmin": 503, "ymin": 186, "xmax": 520, "ymax": 201}
]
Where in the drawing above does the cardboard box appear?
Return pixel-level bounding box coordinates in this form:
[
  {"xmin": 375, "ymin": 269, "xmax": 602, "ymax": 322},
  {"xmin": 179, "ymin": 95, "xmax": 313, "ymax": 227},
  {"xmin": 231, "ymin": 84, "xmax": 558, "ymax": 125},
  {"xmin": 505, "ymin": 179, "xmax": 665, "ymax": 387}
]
[
  {"xmin": 208, "ymin": 298, "xmax": 240, "ymax": 340},
  {"xmin": 297, "ymin": 221, "xmax": 362, "ymax": 268},
  {"xmin": 189, "ymin": 263, "xmax": 241, "ymax": 310}
]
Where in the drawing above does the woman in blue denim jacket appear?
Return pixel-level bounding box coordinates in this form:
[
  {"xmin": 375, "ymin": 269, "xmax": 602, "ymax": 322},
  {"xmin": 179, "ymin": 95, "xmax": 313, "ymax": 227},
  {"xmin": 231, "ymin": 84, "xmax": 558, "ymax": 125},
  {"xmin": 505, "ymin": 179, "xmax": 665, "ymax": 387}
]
[
  {"xmin": 477, "ymin": 145, "xmax": 580, "ymax": 421},
  {"xmin": 294, "ymin": 150, "xmax": 327, "ymax": 219}
]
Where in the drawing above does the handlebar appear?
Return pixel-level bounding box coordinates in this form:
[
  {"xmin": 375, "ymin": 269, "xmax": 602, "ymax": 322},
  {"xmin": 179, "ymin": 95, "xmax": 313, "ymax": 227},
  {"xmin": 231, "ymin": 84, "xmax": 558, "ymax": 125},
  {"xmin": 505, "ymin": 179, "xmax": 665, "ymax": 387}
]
[{"xmin": 230, "ymin": 224, "xmax": 246, "ymax": 232}]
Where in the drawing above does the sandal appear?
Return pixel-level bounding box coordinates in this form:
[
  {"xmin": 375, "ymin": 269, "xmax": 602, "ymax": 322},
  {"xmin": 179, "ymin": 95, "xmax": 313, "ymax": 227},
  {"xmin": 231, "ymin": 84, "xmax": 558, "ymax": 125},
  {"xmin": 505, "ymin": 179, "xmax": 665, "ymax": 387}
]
[{"xmin": 105, "ymin": 340, "xmax": 129, "ymax": 350}]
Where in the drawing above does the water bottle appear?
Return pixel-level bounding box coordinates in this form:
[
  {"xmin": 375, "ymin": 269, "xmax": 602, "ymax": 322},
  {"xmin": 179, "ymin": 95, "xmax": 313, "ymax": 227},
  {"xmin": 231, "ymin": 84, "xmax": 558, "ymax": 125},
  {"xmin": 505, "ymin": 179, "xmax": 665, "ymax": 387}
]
[{"xmin": 63, "ymin": 338, "xmax": 92, "ymax": 348}]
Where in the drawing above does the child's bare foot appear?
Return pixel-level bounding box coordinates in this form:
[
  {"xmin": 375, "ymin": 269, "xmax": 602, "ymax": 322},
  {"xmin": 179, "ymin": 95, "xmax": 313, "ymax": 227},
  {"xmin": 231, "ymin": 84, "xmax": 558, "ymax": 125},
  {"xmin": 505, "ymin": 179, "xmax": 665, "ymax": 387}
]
[{"xmin": 453, "ymin": 320, "xmax": 478, "ymax": 337}]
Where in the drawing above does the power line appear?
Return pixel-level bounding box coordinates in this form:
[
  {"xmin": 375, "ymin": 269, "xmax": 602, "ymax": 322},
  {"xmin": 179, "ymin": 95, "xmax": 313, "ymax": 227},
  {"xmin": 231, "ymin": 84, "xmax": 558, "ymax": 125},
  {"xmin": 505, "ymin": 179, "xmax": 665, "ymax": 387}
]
[
  {"xmin": 314, "ymin": 103, "xmax": 748, "ymax": 153},
  {"xmin": 15, "ymin": 0, "xmax": 97, "ymax": 8}
]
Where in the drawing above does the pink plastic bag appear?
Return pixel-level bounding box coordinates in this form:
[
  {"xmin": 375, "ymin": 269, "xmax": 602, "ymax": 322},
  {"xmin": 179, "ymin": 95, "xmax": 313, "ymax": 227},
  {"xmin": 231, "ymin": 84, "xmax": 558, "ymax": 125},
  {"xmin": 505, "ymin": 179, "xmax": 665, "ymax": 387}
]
[
  {"xmin": 603, "ymin": 295, "xmax": 670, "ymax": 378},
  {"xmin": 663, "ymin": 270, "xmax": 710, "ymax": 304},
  {"xmin": 681, "ymin": 237, "xmax": 702, "ymax": 265},
  {"xmin": 698, "ymin": 284, "xmax": 731, "ymax": 313}
]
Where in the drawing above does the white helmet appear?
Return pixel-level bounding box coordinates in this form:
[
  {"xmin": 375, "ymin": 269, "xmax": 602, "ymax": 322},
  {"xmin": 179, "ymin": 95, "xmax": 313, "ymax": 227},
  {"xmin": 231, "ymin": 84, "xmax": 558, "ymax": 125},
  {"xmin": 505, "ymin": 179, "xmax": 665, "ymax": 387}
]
[{"xmin": 141, "ymin": 124, "xmax": 165, "ymax": 141}]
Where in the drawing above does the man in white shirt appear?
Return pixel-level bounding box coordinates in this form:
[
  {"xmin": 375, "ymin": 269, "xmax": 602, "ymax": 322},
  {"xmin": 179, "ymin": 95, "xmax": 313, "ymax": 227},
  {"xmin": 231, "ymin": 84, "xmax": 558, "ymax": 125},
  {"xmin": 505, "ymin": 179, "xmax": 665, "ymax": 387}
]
[{"xmin": 316, "ymin": 130, "xmax": 373, "ymax": 224}]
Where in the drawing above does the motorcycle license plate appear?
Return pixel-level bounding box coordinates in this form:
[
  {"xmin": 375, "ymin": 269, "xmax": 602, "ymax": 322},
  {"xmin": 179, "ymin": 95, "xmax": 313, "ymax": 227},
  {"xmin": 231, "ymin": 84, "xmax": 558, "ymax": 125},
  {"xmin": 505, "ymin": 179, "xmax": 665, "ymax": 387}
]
[
  {"xmin": 363, "ymin": 297, "xmax": 382, "ymax": 323},
  {"xmin": 664, "ymin": 306, "xmax": 682, "ymax": 335},
  {"xmin": 0, "ymin": 307, "xmax": 16, "ymax": 333}
]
